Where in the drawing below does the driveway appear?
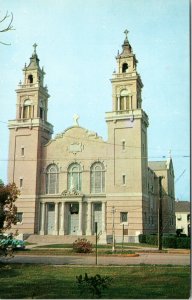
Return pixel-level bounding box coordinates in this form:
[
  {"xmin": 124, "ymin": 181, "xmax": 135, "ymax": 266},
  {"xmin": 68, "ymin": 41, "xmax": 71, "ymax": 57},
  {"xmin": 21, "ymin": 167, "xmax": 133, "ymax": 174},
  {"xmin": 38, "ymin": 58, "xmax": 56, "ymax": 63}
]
[{"xmin": 0, "ymin": 253, "xmax": 190, "ymax": 266}]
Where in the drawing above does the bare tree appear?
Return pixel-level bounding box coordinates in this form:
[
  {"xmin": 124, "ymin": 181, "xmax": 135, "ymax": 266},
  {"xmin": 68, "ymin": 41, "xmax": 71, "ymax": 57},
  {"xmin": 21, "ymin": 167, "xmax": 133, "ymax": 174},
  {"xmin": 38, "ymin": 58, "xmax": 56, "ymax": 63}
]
[{"xmin": 0, "ymin": 11, "xmax": 14, "ymax": 45}]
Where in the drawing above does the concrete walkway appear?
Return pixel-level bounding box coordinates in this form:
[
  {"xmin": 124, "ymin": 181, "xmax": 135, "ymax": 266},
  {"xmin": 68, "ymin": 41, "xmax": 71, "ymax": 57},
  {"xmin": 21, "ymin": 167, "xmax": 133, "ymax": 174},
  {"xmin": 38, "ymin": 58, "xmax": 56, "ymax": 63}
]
[
  {"xmin": 1, "ymin": 241, "xmax": 188, "ymax": 266},
  {"xmin": 0, "ymin": 252, "xmax": 190, "ymax": 266}
]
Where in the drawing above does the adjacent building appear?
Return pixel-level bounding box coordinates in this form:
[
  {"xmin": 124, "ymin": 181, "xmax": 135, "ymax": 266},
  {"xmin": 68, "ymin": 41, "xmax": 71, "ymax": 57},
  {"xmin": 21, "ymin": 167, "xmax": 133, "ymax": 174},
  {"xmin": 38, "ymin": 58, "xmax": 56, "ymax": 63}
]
[
  {"xmin": 8, "ymin": 32, "xmax": 175, "ymax": 243},
  {"xmin": 175, "ymin": 201, "xmax": 190, "ymax": 236}
]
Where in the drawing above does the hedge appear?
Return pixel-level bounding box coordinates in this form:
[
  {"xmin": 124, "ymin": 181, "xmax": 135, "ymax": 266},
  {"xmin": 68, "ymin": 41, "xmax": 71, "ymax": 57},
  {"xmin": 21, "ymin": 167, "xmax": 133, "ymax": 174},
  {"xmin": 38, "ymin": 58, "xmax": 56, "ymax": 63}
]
[
  {"xmin": 146, "ymin": 234, "xmax": 158, "ymax": 246},
  {"xmin": 138, "ymin": 234, "xmax": 191, "ymax": 249},
  {"xmin": 138, "ymin": 234, "xmax": 146, "ymax": 243},
  {"xmin": 162, "ymin": 236, "xmax": 177, "ymax": 248},
  {"xmin": 176, "ymin": 237, "xmax": 191, "ymax": 249}
]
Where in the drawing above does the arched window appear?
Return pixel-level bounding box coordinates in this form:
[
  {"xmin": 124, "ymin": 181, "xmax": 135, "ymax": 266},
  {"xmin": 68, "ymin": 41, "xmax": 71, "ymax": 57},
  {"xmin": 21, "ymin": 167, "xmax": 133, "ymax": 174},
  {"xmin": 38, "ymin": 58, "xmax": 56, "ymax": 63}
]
[
  {"xmin": 23, "ymin": 99, "xmax": 33, "ymax": 119},
  {"xmin": 122, "ymin": 63, "xmax": 128, "ymax": 73},
  {"xmin": 46, "ymin": 164, "xmax": 59, "ymax": 194},
  {"xmin": 90, "ymin": 162, "xmax": 105, "ymax": 193},
  {"xmin": 68, "ymin": 163, "xmax": 82, "ymax": 191},
  {"xmin": 28, "ymin": 74, "xmax": 33, "ymax": 84}
]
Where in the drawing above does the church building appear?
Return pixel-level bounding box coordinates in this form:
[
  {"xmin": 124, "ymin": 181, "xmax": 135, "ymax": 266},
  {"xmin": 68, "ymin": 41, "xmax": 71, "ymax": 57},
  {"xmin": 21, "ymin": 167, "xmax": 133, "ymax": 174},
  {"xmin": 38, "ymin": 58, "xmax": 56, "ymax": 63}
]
[{"xmin": 8, "ymin": 32, "xmax": 175, "ymax": 243}]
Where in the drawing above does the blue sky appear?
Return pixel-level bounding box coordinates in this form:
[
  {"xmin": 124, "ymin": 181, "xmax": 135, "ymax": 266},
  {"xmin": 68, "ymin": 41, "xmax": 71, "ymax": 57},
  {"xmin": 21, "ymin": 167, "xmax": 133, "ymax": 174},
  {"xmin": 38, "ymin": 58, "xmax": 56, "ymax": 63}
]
[{"xmin": 0, "ymin": 0, "xmax": 190, "ymax": 200}]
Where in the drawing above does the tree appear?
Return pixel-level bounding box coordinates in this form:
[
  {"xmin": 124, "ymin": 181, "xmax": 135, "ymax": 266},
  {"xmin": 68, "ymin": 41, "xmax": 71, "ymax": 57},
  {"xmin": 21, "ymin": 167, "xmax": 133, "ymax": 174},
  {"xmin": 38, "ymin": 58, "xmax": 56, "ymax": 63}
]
[
  {"xmin": 0, "ymin": 11, "xmax": 14, "ymax": 45},
  {"xmin": 0, "ymin": 182, "xmax": 19, "ymax": 232}
]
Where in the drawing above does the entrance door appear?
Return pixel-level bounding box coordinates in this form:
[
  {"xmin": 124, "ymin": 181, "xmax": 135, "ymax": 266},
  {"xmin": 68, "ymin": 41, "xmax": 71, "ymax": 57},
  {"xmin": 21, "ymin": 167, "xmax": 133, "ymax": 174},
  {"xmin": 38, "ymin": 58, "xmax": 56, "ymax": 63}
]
[
  {"xmin": 93, "ymin": 203, "xmax": 102, "ymax": 234},
  {"xmin": 68, "ymin": 203, "xmax": 79, "ymax": 235},
  {"xmin": 47, "ymin": 203, "xmax": 55, "ymax": 235}
]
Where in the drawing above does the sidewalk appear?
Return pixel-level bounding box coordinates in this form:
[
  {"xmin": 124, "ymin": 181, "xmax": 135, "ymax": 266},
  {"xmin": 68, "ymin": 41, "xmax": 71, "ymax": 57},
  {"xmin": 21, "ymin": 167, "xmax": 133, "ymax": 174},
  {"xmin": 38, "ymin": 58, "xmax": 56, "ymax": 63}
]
[
  {"xmin": 25, "ymin": 241, "xmax": 190, "ymax": 254},
  {"xmin": 1, "ymin": 252, "xmax": 190, "ymax": 266}
]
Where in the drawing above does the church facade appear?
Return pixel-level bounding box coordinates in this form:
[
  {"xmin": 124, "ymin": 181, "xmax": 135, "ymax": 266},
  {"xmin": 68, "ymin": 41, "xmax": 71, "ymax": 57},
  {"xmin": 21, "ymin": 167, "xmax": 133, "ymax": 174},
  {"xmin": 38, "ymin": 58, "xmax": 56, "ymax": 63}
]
[{"xmin": 8, "ymin": 32, "xmax": 175, "ymax": 243}]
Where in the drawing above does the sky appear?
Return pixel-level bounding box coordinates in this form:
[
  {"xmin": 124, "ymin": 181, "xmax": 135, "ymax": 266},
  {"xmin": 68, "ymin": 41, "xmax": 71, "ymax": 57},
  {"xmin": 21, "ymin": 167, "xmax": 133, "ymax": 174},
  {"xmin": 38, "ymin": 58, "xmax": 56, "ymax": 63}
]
[{"xmin": 0, "ymin": 0, "xmax": 190, "ymax": 200}]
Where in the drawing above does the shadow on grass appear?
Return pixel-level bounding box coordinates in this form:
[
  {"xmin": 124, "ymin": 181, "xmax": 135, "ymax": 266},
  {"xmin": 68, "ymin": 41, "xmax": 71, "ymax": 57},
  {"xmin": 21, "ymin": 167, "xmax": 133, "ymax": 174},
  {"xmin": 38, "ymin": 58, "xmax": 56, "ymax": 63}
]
[
  {"xmin": 0, "ymin": 262, "xmax": 20, "ymax": 278},
  {"xmin": 0, "ymin": 264, "xmax": 190, "ymax": 299}
]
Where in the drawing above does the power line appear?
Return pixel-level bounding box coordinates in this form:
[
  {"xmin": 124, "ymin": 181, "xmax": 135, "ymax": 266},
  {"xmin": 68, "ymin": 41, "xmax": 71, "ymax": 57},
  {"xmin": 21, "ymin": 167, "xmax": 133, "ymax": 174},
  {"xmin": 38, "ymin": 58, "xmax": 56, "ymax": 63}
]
[
  {"xmin": 0, "ymin": 154, "xmax": 189, "ymax": 162},
  {"xmin": 175, "ymin": 169, "xmax": 186, "ymax": 183},
  {"xmin": 0, "ymin": 118, "xmax": 189, "ymax": 154}
]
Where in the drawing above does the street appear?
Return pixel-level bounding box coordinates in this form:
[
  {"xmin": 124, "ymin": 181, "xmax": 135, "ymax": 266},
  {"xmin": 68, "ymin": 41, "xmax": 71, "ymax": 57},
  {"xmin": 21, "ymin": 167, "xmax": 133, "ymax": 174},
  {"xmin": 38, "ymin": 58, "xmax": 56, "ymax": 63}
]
[{"xmin": 0, "ymin": 252, "xmax": 190, "ymax": 266}]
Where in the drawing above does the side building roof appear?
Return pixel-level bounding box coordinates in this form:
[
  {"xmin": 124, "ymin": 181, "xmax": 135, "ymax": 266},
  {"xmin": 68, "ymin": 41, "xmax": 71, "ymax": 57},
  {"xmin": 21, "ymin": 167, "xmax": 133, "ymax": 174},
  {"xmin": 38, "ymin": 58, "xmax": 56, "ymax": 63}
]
[
  {"xmin": 148, "ymin": 161, "xmax": 167, "ymax": 171},
  {"xmin": 175, "ymin": 201, "xmax": 190, "ymax": 213},
  {"xmin": 148, "ymin": 158, "xmax": 174, "ymax": 176}
]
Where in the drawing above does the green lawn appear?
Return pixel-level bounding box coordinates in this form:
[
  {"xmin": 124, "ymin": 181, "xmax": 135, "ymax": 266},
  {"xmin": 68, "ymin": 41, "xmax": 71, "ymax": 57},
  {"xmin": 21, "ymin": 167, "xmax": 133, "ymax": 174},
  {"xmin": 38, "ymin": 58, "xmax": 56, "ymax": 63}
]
[
  {"xmin": 16, "ymin": 242, "xmax": 166, "ymax": 256},
  {"xmin": 34, "ymin": 242, "xmax": 156, "ymax": 249},
  {"xmin": 0, "ymin": 264, "xmax": 190, "ymax": 299}
]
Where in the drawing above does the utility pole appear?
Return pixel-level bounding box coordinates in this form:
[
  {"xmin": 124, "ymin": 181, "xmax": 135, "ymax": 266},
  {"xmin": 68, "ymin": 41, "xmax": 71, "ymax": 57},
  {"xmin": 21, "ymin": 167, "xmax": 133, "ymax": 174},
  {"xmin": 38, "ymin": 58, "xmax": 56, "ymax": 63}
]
[
  {"xmin": 158, "ymin": 176, "xmax": 164, "ymax": 250},
  {"xmin": 111, "ymin": 206, "xmax": 116, "ymax": 253}
]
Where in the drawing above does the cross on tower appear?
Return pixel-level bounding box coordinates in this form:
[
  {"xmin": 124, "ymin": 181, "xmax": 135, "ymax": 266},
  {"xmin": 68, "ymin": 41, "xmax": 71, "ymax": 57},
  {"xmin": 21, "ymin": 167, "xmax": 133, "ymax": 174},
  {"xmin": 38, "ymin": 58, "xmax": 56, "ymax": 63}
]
[
  {"xmin": 73, "ymin": 113, "xmax": 79, "ymax": 126},
  {"xmin": 33, "ymin": 43, "xmax": 38, "ymax": 54},
  {"xmin": 124, "ymin": 29, "xmax": 129, "ymax": 40}
]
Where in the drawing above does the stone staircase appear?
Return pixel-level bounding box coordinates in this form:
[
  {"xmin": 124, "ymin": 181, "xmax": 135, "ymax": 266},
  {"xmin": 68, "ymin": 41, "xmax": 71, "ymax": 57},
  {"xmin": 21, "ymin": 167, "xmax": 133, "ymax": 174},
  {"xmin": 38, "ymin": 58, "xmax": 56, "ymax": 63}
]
[{"xmin": 26, "ymin": 234, "xmax": 97, "ymax": 244}]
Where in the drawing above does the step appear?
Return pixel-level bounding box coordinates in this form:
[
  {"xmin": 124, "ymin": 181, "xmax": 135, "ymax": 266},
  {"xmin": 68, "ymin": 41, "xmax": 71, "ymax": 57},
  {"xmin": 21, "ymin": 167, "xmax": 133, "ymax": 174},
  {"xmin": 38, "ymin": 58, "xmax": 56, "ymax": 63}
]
[{"xmin": 26, "ymin": 234, "xmax": 96, "ymax": 244}]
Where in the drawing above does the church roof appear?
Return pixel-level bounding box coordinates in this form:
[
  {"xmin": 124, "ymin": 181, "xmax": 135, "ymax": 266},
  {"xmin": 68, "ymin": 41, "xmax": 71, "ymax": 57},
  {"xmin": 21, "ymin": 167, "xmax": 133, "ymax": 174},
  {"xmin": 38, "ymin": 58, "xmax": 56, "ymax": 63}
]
[{"xmin": 175, "ymin": 201, "xmax": 190, "ymax": 212}]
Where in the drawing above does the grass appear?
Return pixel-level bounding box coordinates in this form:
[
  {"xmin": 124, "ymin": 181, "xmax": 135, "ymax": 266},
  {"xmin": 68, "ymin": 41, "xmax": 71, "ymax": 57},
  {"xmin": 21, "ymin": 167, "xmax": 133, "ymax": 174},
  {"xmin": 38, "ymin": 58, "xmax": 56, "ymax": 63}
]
[
  {"xmin": 34, "ymin": 242, "xmax": 156, "ymax": 249},
  {"xmin": 16, "ymin": 248, "xmax": 138, "ymax": 256},
  {"xmin": 16, "ymin": 242, "xmax": 166, "ymax": 256},
  {"xmin": 0, "ymin": 264, "xmax": 190, "ymax": 299}
]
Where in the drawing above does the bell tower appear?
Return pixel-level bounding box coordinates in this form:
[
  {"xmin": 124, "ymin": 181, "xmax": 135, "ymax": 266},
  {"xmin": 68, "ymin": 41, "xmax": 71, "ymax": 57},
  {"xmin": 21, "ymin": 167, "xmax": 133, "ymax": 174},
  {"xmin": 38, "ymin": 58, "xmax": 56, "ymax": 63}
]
[
  {"xmin": 111, "ymin": 30, "xmax": 143, "ymax": 113},
  {"xmin": 15, "ymin": 44, "xmax": 50, "ymax": 123},
  {"xmin": 8, "ymin": 44, "xmax": 53, "ymax": 234},
  {"xmin": 106, "ymin": 30, "xmax": 148, "ymax": 197}
]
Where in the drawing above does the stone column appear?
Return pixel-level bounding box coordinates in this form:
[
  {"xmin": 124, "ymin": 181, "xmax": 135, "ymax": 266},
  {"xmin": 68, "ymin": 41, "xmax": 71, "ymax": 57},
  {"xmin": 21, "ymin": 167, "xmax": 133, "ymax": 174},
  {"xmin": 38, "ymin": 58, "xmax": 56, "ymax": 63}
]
[
  {"xmin": 86, "ymin": 201, "xmax": 92, "ymax": 235},
  {"xmin": 117, "ymin": 96, "xmax": 120, "ymax": 111},
  {"xmin": 98, "ymin": 201, "xmax": 107, "ymax": 244},
  {"xmin": 124, "ymin": 96, "xmax": 126, "ymax": 110},
  {"xmin": 102, "ymin": 202, "xmax": 106, "ymax": 232},
  {"xmin": 53, "ymin": 202, "xmax": 59, "ymax": 235},
  {"xmin": 32, "ymin": 105, "xmax": 34, "ymax": 118},
  {"xmin": 21, "ymin": 106, "xmax": 23, "ymax": 119},
  {"xmin": 78, "ymin": 201, "xmax": 83, "ymax": 235},
  {"xmin": 39, "ymin": 202, "xmax": 45, "ymax": 235},
  {"xmin": 127, "ymin": 96, "xmax": 129, "ymax": 110},
  {"xmin": 59, "ymin": 202, "xmax": 65, "ymax": 235}
]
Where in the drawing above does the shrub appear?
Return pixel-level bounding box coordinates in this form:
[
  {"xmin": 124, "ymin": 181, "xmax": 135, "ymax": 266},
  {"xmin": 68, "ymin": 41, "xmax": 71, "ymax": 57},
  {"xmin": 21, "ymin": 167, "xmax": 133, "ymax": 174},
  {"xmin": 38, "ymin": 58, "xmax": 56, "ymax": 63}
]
[
  {"xmin": 139, "ymin": 233, "xmax": 190, "ymax": 249},
  {"xmin": 146, "ymin": 234, "xmax": 158, "ymax": 245},
  {"xmin": 138, "ymin": 234, "xmax": 146, "ymax": 243},
  {"xmin": 176, "ymin": 237, "xmax": 190, "ymax": 249},
  {"xmin": 73, "ymin": 238, "xmax": 92, "ymax": 253},
  {"xmin": 162, "ymin": 236, "xmax": 177, "ymax": 248},
  {"xmin": 76, "ymin": 273, "xmax": 112, "ymax": 298}
]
